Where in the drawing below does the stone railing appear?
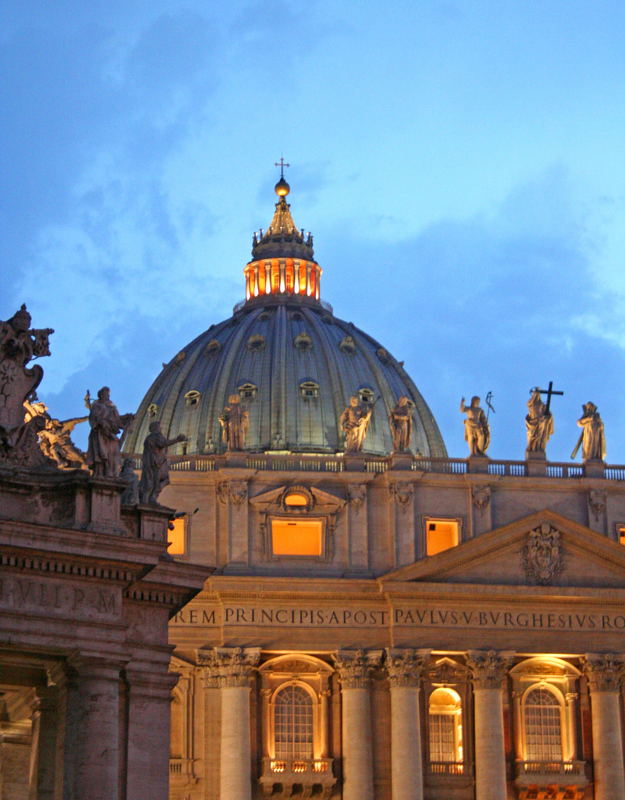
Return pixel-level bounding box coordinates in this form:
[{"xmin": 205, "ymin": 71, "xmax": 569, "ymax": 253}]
[
  {"xmin": 169, "ymin": 758, "xmax": 196, "ymax": 779},
  {"xmin": 429, "ymin": 761, "xmax": 465, "ymax": 775},
  {"xmin": 125, "ymin": 452, "xmax": 625, "ymax": 480},
  {"xmin": 259, "ymin": 756, "xmax": 335, "ymax": 799},
  {"xmin": 515, "ymin": 760, "xmax": 588, "ymax": 787}
]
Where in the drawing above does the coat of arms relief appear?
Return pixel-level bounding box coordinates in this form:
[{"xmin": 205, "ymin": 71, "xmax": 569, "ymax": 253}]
[{"xmin": 522, "ymin": 523, "xmax": 564, "ymax": 585}]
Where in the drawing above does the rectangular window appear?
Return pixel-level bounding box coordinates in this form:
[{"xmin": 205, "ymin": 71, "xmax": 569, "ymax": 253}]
[
  {"xmin": 168, "ymin": 516, "xmax": 186, "ymax": 555},
  {"xmin": 425, "ymin": 518, "xmax": 460, "ymax": 556},
  {"xmin": 271, "ymin": 519, "xmax": 323, "ymax": 557},
  {"xmin": 619, "ymin": 525, "xmax": 625, "ymax": 546}
]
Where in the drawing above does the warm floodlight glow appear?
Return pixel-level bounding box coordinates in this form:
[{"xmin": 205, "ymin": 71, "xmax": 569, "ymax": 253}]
[
  {"xmin": 168, "ymin": 517, "xmax": 186, "ymax": 555},
  {"xmin": 284, "ymin": 492, "xmax": 308, "ymax": 507},
  {"xmin": 426, "ymin": 519, "xmax": 460, "ymax": 556},
  {"xmin": 272, "ymin": 519, "xmax": 323, "ymax": 556}
]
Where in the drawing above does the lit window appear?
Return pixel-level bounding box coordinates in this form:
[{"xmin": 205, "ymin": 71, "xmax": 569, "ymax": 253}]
[
  {"xmin": 619, "ymin": 525, "xmax": 625, "ymax": 546},
  {"xmin": 523, "ymin": 687, "xmax": 563, "ymax": 761},
  {"xmin": 184, "ymin": 390, "xmax": 201, "ymax": 407},
  {"xmin": 294, "ymin": 332, "xmax": 313, "ymax": 352},
  {"xmin": 274, "ymin": 685, "xmax": 313, "ymax": 760},
  {"xmin": 284, "ymin": 493, "xmax": 308, "ymax": 507},
  {"xmin": 148, "ymin": 403, "xmax": 159, "ymax": 417},
  {"xmin": 271, "ymin": 519, "xmax": 323, "ymax": 556},
  {"xmin": 168, "ymin": 516, "xmax": 186, "ymax": 555},
  {"xmin": 426, "ymin": 519, "xmax": 460, "ymax": 556},
  {"xmin": 429, "ymin": 687, "xmax": 463, "ymax": 767}
]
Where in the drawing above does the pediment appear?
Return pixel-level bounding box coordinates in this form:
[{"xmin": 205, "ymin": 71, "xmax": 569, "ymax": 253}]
[
  {"xmin": 249, "ymin": 484, "xmax": 345, "ymax": 515},
  {"xmin": 381, "ymin": 509, "xmax": 625, "ymax": 588}
]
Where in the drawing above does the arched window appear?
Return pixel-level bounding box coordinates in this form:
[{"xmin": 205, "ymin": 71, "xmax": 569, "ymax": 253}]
[
  {"xmin": 523, "ymin": 687, "xmax": 563, "ymax": 762},
  {"xmin": 428, "ymin": 687, "xmax": 463, "ymax": 767},
  {"xmin": 274, "ymin": 684, "xmax": 313, "ymax": 761}
]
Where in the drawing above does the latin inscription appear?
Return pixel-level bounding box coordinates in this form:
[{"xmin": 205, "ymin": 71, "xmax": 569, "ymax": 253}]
[
  {"xmin": 0, "ymin": 576, "xmax": 118, "ymax": 618},
  {"xmin": 171, "ymin": 605, "xmax": 625, "ymax": 631}
]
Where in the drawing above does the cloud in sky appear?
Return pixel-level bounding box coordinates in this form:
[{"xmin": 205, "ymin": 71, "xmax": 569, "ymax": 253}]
[{"xmin": 3, "ymin": 0, "xmax": 625, "ymax": 461}]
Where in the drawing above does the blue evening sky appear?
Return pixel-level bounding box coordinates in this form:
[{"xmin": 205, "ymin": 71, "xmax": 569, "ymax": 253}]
[{"xmin": 2, "ymin": 0, "xmax": 625, "ymax": 461}]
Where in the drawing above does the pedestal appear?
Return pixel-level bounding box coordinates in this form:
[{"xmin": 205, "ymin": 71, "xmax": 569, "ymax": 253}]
[
  {"xmin": 467, "ymin": 455, "xmax": 489, "ymax": 474},
  {"xmin": 525, "ymin": 450, "xmax": 546, "ymax": 477},
  {"xmin": 584, "ymin": 459, "xmax": 605, "ymax": 478}
]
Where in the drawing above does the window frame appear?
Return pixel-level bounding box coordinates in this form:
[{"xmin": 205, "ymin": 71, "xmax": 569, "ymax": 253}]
[{"xmin": 423, "ymin": 516, "xmax": 462, "ymax": 557}]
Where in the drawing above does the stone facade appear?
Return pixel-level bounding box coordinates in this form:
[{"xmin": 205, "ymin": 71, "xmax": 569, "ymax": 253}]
[
  {"xmin": 0, "ymin": 467, "xmax": 210, "ymax": 800},
  {"xmin": 161, "ymin": 453, "xmax": 625, "ymax": 800}
]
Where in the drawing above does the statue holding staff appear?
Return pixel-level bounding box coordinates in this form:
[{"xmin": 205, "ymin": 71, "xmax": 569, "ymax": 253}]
[
  {"xmin": 460, "ymin": 396, "xmax": 490, "ymax": 456},
  {"xmin": 340, "ymin": 396, "xmax": 373, "ymax": 453},
  {"xmin": 139, "ymin": 421, "xmax": 187, "ymax": 505},
  {"xmin": 219, "ymin": 394, "xmax": 249, "ymax": 451},
  {"xmin": 572, "ymin": 401, "xmax": 606, "ymax": 461},
  {"xmin": 86, "ymin": 386, "xmax": 134, "ymax": 477}
]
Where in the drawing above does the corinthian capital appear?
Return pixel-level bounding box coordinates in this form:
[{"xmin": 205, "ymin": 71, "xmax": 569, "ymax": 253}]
[
  {"xmin": 385, "ymin": 648, "xmax": 429, "ymax": 688},
  {"xmin": 198, "ymin": 646, "xmax": 261, "ymax": 688},
  {"xmin": 333, "ymin": 649, "xmax": 382, "ymax": 689},
  {"xmin": 583, "ymin": 653, "xmax": 622, "ymax": 692},
  {"xmin": 466, "ymin": 650, "xmax": 513, "ymax": 689}
]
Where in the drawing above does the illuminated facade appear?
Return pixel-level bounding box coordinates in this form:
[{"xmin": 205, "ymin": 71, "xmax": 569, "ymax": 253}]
[{"xmin": 128, "ymin": 180, "xmax": 625, "ymax": 800}]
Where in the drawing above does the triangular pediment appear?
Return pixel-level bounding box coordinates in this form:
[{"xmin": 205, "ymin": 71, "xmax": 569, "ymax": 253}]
[{"xmin": 381, "ymin": 509, "xmax": 625, "ymax": 588}]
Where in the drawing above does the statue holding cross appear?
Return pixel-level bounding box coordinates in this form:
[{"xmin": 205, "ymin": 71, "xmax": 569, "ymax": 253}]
[{"xmin": 525, "ymin": 381, "xmax": 562, "ymax": 455}]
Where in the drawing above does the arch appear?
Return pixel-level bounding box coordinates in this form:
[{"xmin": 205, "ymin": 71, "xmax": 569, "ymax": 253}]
[
  {"xmin": 428, "ymin": 686, "xmax": 463, "ymax": 765},
  {"xmin": 272, "ymin": 682, "xmax": 314, "ymax": 761},
  {"xmin": 521, "ymin": 683, "xmax": 564, "ymax": 762}
]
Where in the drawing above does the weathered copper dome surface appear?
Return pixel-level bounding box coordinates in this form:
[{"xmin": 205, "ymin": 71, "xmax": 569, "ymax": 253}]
[{"xmin": 125, "ymin": 180, "xmax": 447, "ymax": 457}]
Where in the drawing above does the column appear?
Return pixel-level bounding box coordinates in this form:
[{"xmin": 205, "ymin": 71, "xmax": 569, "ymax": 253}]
[
  {"xmin": 205, "ymin": 647, "xmax": 260, "ymax": 800},
  {"xmin": 125, "ymin": 669, "xmax": 178, "ymax": 800},
  {"xmin": 333, "ymin": 650, "xmax": 382, "ymax": 800},
  {"xmin": 466, "ymin": 650, "xmax": 511, "ymax": 800},
  {"xmin": 386, "ymin": 649, "xmax": 428, "ymax": 800},
  {"xmin": 64, "ymin": 658, "xmax": 123, "ymax": 800},
  {"xmin": 584, "ymin": 654, "xmax": 625, "ymax": 800}
]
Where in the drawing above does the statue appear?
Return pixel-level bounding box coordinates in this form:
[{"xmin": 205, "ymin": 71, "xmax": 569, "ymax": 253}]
[
  {"xmin": 573, "ymin": 402, "xmax": 606, "ymax": 461},
  {"xmin": 0, "ymin": 304, "xmax": 54, "ymax": 457},
  {"xmin": 24, "ymin": 400, "xmax": 88, "ymax": 469},
  {"xmin": 219, "ymin": 394, "xmax": 249, "ymax": 451},
  {"xmin": 525, "ymin": 389, "xmax": 554, "ymax": 453},
  {"xmin": 86, "ymin": 387, "xmax": 134, "ymax": 477},
  {"xmin": 340, "ymin": 396, "xmax": 373, "ymax": 453},
  {"xmin": 120, "ymin": 458, "xmax": 140, "ymax": 505},
  {"xmin": 139, "ymin": 422, "xmax": 186, "ymax": 505},
  {"xmin": 460, "ymin": 396, "xmax": 490, "ymax": 456},
  {"xmin": 389, "ymin": 396, "xmax": 413, "ymax": 452}
]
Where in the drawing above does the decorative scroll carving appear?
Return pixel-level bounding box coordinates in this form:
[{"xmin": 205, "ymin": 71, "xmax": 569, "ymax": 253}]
[
  {"xmin": 216, "ymin": 480, "xmax": 248, "ymax": 506},
  {"xmin": 385, "ymin": 648, "xmax": 429, "ymax": 688},
  {"xmin": 583, "ymin": 654, "xmax": 622, "ymax": 692},
  {"xmin": 471, "ymin": 485, "xmax": 491, "ymax": 513},
  {"xmin": 348, "ymin": 484, "xmax": 366, "ymax": 513},
  {"xmin": 428, "ymin": 656, "xmax": 469, "ymax": 686},
  {"xmin": 466, "ymin": 650, "xmax": 512, "ymax": 689},
  {"xmin": 522, "ymin": 523, "xmax": 563, "ymax": 585},
  {"xmin": 588, "ymin": 489, "xmax": 606, "ymax": 522},
  {"xmin": 333, "ymin": 649, "xmax": 382, "ymax": 689},
  {"xmin": 389, "ymin": 481, "xmax": 413, "ymax": 511},
  {"xmin": 198, "ymin": 646, "xmax": 261, "ymax": 688}
]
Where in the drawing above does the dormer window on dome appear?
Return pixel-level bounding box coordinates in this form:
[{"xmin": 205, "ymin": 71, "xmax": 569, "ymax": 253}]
[
  {"xmin": 244, "ymin": 174, "xmax": 322, "ymax": 304},
  {"xmin": 184, "ymin": 390, "xmax": 201, "ymax": 407}
]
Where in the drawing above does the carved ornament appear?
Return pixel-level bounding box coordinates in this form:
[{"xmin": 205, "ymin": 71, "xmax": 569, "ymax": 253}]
[
  {"xmin": 198, "ymin": 646, "xmax": 261, "ymax": 688},
  {"xmin": 385, "ymin": 648, "xmax": 429, "ymax": 688},
  {"xmin": 466, "ymin": 650, "xmax": 512, "ymax": 689},
  {"xmin": 583, "ymin": 654, "xmax": 622, "ymax": 692},
  {"xmin": 588, "ymin": 490, "xmax": 606, "ymax": 521},
  {"xmin": 348, "ymin": 484, "xmax": 366, "ymax": 513},
  {"xmin": 217, "ymin": 480, "xmax": 248, "ymax": 506},
  {"xmin": 389, "ymin": 481, "xmax": 414, "ymax": 511},
  {"xmin": 471, "ymin": 485, "xmax": 491, "ymax": 513},
  {"xmin": 333, "ymin": 649, "xmax": 382, "ymax": 689},
  {"xmin": 522, "ymin": 523, "xmax": 563, "ymax": 585}
]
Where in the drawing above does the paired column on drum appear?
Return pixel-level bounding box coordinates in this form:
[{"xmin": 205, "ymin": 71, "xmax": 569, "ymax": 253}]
[
  {"xmin": 333, "ymin": 649, "xmax": 382, "ymax": 800},
  {"xmin": 386, "ymin": 648, "xmax": 429, "ymax": 800},
  {"xmin": 466, "ymin": 650, "xmax": 512, "ymax": 800},
  {"xmin": 202, "ymin": 646, "xmax": 261, "ymax": 800},
  {"xmin": 584, "ymin": 654, "xmax": 625, "ymax": 800}
]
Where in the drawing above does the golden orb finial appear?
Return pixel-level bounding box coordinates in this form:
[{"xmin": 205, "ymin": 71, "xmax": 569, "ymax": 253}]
[{"xmin": 275, "ymin": 177, "xmax": 290, "ymax": 197}]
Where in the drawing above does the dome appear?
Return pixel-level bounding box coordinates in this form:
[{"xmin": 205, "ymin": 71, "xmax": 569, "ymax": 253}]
[{"xmin": 124, "ymin": 182, "xmax": 447, "ymax": 458}]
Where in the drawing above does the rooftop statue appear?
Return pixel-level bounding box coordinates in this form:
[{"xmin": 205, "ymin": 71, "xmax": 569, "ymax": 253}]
[
  {"xmin": 340, "ymin": 396, "xmax": 373, "ymax": 454},
  {"xmin": 120, "ymin": 458, "xmax": 140, "ymax": 505},
  {"xmin": 24, "ymin": 400, "xmax": 88, "ymax": 469},
  {"xmin": 525, "ymin": 389, "xmax": 554, "ymax": 454},
  {"xmin": 86, "ymin": 387, "xmax": 134, "ymax": 477},
  {"xmin": 139, "ymin": 421, "xmax": 187, "ymax": 505},
  {"xmin": 389, "ymin": 396, "xmax": 413, "ymax": 453},
  {"xmin": 572, "ymin": 401, "xmax": 606, "ymax": 461},
  {"xmin": 0, "ymin": 305, "xmax": 54, "ymax": 461},
  {"xmin": 219, "ymin": 394, "xmax": 249, "ymax": 452},
  {"xmin": 460, "ymin": 396, "xmax": 490, "ymax": 456}
]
